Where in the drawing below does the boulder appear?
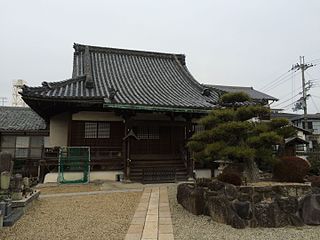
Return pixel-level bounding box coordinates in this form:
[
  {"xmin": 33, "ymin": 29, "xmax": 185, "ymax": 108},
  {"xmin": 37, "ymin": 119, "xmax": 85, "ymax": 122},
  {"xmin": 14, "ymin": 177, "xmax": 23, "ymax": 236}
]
[
  {"xmin": 232, "ymin": 199, "xmax": 252, "ymax": 220},
  {"xmin": 299, "ymin": 194, "xmax": 320, "ymax": 225},
  {"xmin": 224, "ymin": 184, "xmax": 238, "ymax": 201},
  {"xmin": 254, "ymin": 201, "xmax": 288, "ymax": 227},
  {"xmin": 207, "ymin": 195, "xmax": 233, "ymax": 224},
  {"xmin": 208, "ymin": 180, "xmax": 225, "ymax": 191},
  {"xmin": 207, "ymin": 195, "xmax": 247, "ymax": 229},
  {"xmin": 177, "ymin": 183, "xmax": 204, "ymax": 215}
]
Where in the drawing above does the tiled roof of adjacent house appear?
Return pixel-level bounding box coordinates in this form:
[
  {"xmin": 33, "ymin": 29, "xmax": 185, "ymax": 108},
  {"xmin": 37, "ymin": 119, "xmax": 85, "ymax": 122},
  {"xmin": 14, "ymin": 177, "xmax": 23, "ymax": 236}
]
[
  {"xmin": 204, "ymin": 84, "xmax": 278, "ymax": 101},
  {"xmin": 21, "ymin": 43, "xmax": 219, "ymax": 111},
  {"xmin": 291, "ymin": 113, "xmax": 320, "ymax": 121},
  {"xmin": 0, "ymin": 107, "xmax": 47, "ymax": 131}
]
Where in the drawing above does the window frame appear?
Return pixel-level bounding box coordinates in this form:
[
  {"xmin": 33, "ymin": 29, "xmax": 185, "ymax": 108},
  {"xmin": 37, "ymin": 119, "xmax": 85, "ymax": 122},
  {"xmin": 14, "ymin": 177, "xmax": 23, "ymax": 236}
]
[{"xmin": 84, "ymin": 121, "xmax": 111, "ymax": 139}]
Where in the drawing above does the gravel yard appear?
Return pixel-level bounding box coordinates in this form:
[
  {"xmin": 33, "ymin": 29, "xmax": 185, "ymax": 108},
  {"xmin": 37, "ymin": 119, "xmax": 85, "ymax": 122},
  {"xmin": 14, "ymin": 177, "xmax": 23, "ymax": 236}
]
[
  {"xmin": 168, "ymin": 186, "xmax": 320, "ymax": 240},
  {"xmin": 0, "ymin": 191, "xmax": 141, "ymax": 240},
  {"xmin": 36, "ymin": 183, "xmax": 102, "ymax": 195}
]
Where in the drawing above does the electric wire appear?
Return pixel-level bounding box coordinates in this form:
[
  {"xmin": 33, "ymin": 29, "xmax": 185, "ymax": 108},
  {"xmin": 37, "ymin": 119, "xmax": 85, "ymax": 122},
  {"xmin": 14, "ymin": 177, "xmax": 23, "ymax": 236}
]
[
  {"xmin": 272, "ymin": 93, "xmax": 301, "ymax": 108},
  {"xmin": 262, "ymin": 70, "xmax": 300, "ymax": 93}
]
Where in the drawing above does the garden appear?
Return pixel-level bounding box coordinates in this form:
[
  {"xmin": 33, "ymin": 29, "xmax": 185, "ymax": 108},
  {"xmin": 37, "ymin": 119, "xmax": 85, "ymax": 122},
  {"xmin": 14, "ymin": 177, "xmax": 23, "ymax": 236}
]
[{"xmin": 177, "ymin": 92, "xmax": 320, "ymax": 230}]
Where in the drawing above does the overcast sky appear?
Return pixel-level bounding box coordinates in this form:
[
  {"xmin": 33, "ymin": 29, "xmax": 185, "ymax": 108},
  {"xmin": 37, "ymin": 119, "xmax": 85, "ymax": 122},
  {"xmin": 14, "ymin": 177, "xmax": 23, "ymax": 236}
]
[{"xmin": 1, "ymin": 0, "xmax": 320, "ymax": 113}]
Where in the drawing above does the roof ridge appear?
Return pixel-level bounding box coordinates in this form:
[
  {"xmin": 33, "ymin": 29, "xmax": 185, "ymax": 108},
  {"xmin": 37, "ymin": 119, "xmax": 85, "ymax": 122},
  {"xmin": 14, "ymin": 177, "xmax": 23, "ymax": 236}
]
[
  {"xmin": 22, "ymin": 76, "xmax": 86, "ymax": 92},
  {"xmin": 208, "ymin": 84, "xmax": 252, "ymax": 89},
  {"xmin": 73, "ymin": 43, "xmax": 185, "ymax": 60}
]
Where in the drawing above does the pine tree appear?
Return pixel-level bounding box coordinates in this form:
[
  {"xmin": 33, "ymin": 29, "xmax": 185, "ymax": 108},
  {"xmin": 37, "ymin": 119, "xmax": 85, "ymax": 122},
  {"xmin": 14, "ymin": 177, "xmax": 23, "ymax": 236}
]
[{"xmin": 187, "ymin": 92, "xmax": 296, "ymax": 182}]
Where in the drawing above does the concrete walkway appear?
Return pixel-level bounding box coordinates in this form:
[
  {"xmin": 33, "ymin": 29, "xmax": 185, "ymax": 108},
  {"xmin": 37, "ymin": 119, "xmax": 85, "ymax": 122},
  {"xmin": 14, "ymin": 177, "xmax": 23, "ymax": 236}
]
[{"xmin": 125, "ymin": 186, "xmax": 174, "ymax": 240}]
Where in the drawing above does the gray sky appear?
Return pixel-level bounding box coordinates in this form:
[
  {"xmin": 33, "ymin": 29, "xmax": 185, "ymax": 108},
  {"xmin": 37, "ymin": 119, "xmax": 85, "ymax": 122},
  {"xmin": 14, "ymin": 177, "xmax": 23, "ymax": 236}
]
[{"xmin": 1, "ymin": 0, "xmax": 320, "ymax": 113}]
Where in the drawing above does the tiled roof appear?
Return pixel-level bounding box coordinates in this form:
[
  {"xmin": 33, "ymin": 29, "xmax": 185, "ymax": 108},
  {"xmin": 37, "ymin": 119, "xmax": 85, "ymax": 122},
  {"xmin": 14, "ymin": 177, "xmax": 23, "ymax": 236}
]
[
  {"xmin": 204, "ymin": 84, "xmax": 278, "ymax": 101},
  {"xmin": 21, "ymin": 44, "xmax": 219, "ymax": 111},
  {"xmin": 270, "ymin": 112, "xmax": 300, "ymax": 120},
  {"xmin": 0, "ymin": 107, "xmax": 47, "ymax": 131},
  {"xmin": 291, "ymin": 113, "xmax": 320, "ymax": 121}
]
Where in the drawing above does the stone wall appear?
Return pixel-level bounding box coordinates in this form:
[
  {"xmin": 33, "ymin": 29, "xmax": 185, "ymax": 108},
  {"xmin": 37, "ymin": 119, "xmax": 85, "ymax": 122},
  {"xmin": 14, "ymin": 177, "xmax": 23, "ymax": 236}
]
[{"xmin": 177, "ymin": 180, "xmax": 320, "ymax": 228}]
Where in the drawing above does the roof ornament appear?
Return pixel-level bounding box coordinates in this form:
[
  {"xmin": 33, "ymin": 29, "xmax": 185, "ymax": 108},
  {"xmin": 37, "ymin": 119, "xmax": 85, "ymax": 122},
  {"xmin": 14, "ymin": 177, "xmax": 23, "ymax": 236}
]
[
  {"xmin": 84, "ymin": 46, "xmax": 94, "ymax": 89},
  {"xmin": 202, "ymin": 88, "xmax": 211, "ymax": 97},
  {"xmin": 107, "ymin": 87, "xmax": 118, "ymax": 103},
  {"xmin": 41, "ymin": 81, "xmax": 52, "ymax": 89}
]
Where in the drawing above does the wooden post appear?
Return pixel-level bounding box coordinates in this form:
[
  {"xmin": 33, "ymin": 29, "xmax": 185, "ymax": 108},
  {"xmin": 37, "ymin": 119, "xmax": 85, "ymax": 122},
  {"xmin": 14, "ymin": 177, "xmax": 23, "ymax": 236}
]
[
  {"xmin": 123, "ymin": 118, "xmax": 128, "ymax": 180},
  {"xmin": 185, "ymin": 117, "xmax": 193, "ymax": 179},
  {"xmin": 122, "ymin": 114, "xmax": 133, "ymax": 181}
]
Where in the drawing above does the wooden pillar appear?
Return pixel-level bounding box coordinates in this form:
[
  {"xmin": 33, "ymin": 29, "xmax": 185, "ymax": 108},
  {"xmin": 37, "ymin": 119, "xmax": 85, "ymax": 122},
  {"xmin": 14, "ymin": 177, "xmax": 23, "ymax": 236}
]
[
  {"xmin": 185, "ymin": 117, "xmax": 193, "ymax": 179},
  {"xmin": 122, "ymin": 114, "xmax": 133, "ymax": 181},
  {"xmin": 123, "ymin": 118, "xmax": 129, "ymax": 180}
]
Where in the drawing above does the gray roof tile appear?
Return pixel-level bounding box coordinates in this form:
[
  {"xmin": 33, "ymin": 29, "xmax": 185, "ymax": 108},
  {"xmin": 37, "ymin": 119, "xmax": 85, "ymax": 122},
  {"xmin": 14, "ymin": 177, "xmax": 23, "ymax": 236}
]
[
  {"xmin": 0, "ymin": 107, "xmax": 47, "ymax": 131},
  {"xmin": 22, "ymin": 44, "xmax": 219, "ymax": 111},
  {"xmin": 204, "ymin": 84, "xmax": 278, "ymax": 101}
]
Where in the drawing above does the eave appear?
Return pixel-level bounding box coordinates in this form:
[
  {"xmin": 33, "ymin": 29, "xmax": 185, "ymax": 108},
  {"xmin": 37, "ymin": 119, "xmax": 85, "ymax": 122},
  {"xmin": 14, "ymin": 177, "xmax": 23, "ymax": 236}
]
[{"xmin": 103, "ymin": 103, "xmax": 213, "ymax": 114}]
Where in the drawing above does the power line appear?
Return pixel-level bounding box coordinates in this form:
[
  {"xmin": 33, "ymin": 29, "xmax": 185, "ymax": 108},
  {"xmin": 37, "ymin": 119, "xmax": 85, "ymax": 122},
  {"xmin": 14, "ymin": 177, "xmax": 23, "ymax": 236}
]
[
  {"xmin": 263, "ymin": 70, "xmax": 300, "ymax": 93},
  {"xmin": 259, "ymin": 70, "xmax": 292, "ymax": 91},
  {"xmin": 272, "ymin": 93, "xmax": 300, "ymax": 108}
]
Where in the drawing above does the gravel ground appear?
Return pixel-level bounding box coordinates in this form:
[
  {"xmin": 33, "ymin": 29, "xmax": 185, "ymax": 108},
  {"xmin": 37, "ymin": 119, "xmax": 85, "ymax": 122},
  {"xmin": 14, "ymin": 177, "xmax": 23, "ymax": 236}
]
[
  {"xmin": 36, "ymin": 183, "xmax": 101, "ymax": 194},
  {"xmin": 168, "ymin": 186, "xmax": 320, "ymax": 240},
  {"xmin": 0, "ymin": 191, "xmax": 141, "ymax": 240}
]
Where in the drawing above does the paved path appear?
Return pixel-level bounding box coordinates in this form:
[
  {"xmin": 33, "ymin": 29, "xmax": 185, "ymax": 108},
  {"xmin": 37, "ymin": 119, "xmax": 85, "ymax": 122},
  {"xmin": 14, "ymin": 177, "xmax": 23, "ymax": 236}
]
[{"xmin": 125, "ymin": 186, "xmax": 174, "ymax": 240}]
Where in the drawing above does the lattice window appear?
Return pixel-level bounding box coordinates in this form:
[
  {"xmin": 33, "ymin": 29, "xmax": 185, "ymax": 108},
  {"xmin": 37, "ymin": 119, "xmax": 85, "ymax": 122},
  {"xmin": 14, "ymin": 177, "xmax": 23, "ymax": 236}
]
[
  {"xmin": 193, "ymin": 124, "xmax": 205, "ymax": 134},
  {"xmin": 137, "ymin": 127, "xmax": 159, "ymax": 140},
  {"xmin": 85, "ymin": 122, "xmax": 97, "ymax": 138},
  {"xmin": 98, "ymin": 122, "xmax": 110, "ymax": 138},
  {"xmin": 0, "ymin": 136, "xmax": 15, "ymax": 156},
  {"xmin": 137, "ymin": 127, "xmax": 149, "ymax": 139},
  {"xmin": 30, "ymin": 136, "xmax": 44, "ymax": 158},
  {"xmin": 148, "ymin": 127, "xmax": 160, "ymax": 139},
  {"xmin": 84, "ymin": 122, "xmax": 110, "ymax": 139},
  {"xmin": 15, "ymin": 136, "xmax": 30, "ymax": 158}
]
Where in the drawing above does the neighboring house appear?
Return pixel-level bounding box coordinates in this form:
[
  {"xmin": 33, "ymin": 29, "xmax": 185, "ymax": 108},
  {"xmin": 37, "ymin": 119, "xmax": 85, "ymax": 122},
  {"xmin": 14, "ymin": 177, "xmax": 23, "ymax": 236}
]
[
  {"xmin": 270, "ymin": 109, "xmax": 300, "ymax": 120},
  {"xmin": 20, "ymin": 43, "xmax": 219, "ymax": 182},
  {"xmin": 283, "ymin": 125, "xmax": 311, "ymax": 157},
  {"xmin": 204, "ymin": 84, "xmax": 278, "ymax": 105},
  {"xmin": 0, "ymin": 106, "xmax": 49, "ymax": 177},
  {"xmin": 291, "ymin": 113, "xmax": 320, "ymax": 149}
]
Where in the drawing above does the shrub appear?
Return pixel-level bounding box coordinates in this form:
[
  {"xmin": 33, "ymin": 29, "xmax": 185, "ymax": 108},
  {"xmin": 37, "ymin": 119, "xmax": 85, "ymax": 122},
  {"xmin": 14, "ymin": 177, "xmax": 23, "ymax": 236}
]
[
  {"xmin": 217, "ymin": 169, "xmax": 242, "ymax": 186},
  {"xmin": 220, "ymin": 92, "xmax": 251, "ymax": 104},
  {"xmin": 273, "ymin": 156, "xmax": 310, "ymax": 183}
]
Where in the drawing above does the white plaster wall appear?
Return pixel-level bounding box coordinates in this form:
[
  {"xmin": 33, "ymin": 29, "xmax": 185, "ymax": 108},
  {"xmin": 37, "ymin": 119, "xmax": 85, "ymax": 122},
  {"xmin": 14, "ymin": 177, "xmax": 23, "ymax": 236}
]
[
  {"xmin": 49, "ymin": 112, "xmax": 70, "ymax": 147},
  {"xmin": 72, "ymin": 111, "xmax": 123, "ymax": 121}
]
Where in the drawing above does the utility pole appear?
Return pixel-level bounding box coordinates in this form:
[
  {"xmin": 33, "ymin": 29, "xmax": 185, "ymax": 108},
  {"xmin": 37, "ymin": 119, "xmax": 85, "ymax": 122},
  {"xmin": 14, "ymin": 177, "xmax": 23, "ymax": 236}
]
[{"xmin": 291, "ymin": 56, "xmax": 313, "ymax": 130}]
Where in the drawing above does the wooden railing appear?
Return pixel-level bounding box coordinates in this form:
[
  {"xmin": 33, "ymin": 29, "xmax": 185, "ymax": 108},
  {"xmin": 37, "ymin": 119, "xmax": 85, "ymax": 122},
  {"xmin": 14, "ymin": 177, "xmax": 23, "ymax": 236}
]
[{"xmin": 42, "ymin": 146, "xmax": 123, "ymax": 170}]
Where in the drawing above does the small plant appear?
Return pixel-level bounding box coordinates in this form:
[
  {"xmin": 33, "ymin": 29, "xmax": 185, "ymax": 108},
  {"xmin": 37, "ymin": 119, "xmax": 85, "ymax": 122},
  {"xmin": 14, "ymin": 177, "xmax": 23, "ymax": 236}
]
[{"xmin": 273, "ymin": 156, "xmax": 310, "ymax": 183}]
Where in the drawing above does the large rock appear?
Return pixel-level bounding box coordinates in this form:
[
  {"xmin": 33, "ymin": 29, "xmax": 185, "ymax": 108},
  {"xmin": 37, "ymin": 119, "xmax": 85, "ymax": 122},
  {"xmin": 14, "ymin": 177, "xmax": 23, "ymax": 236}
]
[
  {"xmin": 177, "ymin": 183, "xmax": 204, "ymax": 215},
  {"xmin": 232, "ymin": 199, "xmax": 252, "ymax": 220},
  {"xmin": 207, "ymin": 195, "xmax": 247, "ymax": 229},
  {"xmin": 224, "ymin": 184, "xmax": 238, "ymax": 201},
  {"xmin": 207, "ymin": 195, "xmax": 232, "ymax": 224},
  {"xmin": 299, "ymin": 194, "xmax": 320, "ymax": 225},
  {"xmin": 254, "ymin": 201, "xmax": 288, "ymax": 227}
]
